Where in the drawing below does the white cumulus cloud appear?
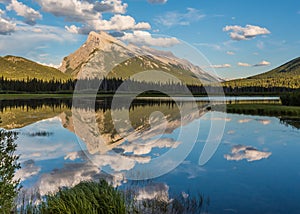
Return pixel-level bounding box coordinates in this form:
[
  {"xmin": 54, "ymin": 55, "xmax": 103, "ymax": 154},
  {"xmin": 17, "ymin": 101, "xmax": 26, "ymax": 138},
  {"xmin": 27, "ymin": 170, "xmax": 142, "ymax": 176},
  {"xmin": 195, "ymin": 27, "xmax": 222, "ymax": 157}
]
[
  {"xmin": 15, "ymin": 159, "xmax": 41, "ymax": 182},
  {"xmin": 224, "ymin": 145, "xmax": 271, "ymax": 162},
  {"xmin": 121, "ymin": 30, "xmax": 180, "ymax": 47},
  {"xmin": 0, "ymin": 16, "xmax": 16, "ymax": 34},
  {"xmin": 226, "ymin": 51, "xmax": 235, "ymax": 55},
  {"xmin": 37, "ymin": 162, "xmax": 101, "ymax": 195},
  {"xmin": 0, "ymin": 8, "xmax": 16, "ymax": 34},
  {"xmin": 36, "ymin": 0, "xmax": 148, "ymax": 34},
  {"xmin": 119, "ymin": 138, "xmax": 181, "ymax": 155},
  {"xmin": 210, "ymin": 64, "xmax": 231, "ymax": 69},
  {"xmin": 66, "ymin": 14, "xmax": 151, "ymax": 34},
  {"xmin": 6, "ymin": 0, "xmax": 42, "ymax": 25},
  {"xmin": 93, "ymin": 0, "xmax": 128, "ymax": 14},
  {"xmin": 36, "ymin": 0, "xmax": 98, "ymax": 22},
  {"xmin": 223, "ymin": 24, "xmax": 271, "ymax": 41},
  {"xmin": 136, "ymin": 183, "xmax": 169, "ymax": 202},
  {"xmin": 254, "ymin": 60, "xmax": 271, "ymax": 67},
  {"xmin": 238, "ymin": 118, "xmax": 252, "ymax": 123},
  {"xmin": 237, "ymin": 62, "xmax": 251, "ymax": 67}
]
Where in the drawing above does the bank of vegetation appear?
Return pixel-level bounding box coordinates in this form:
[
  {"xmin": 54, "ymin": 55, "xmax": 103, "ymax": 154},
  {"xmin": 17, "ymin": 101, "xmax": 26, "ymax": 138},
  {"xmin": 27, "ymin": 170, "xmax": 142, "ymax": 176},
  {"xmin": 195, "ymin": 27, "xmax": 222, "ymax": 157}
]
[{"xmin": 280, "ymin": 92, "xmax": 300, "ymax": 106}]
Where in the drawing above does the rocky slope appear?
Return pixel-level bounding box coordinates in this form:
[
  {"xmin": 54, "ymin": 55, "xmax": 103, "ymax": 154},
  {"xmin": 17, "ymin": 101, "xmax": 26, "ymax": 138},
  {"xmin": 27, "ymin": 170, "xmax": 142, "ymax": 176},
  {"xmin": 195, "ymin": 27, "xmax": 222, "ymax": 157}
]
[{"xmin": 59, "ymin": 31, "xmax": 217, "ymax": 85}]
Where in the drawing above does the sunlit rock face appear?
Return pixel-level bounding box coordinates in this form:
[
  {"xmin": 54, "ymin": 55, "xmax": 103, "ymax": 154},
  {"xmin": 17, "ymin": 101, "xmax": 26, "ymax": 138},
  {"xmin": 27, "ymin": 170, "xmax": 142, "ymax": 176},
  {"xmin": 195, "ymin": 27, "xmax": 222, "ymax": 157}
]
[
  {"xmin": 59, "ymin": 31, "xmax": 216, "ymax": 84},
  {"xmin": 59, "ymin": 31, "xmax": 121, "ymax": 77}
]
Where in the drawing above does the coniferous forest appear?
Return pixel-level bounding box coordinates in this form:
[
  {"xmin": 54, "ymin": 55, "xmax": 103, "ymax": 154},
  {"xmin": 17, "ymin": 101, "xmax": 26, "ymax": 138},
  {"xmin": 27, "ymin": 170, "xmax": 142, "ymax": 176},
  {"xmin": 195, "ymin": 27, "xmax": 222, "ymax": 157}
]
[{"xmin": 0, "ymin": 76, "xmax": 298, "ymax": 95}]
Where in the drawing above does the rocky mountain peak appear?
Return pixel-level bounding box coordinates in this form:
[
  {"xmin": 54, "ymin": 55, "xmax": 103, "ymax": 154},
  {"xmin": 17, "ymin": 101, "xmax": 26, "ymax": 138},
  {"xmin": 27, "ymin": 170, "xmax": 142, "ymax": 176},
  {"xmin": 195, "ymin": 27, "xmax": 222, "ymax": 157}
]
[
  {"xmin": 58, "ymin": 30, "xmax": 217, "ymax": 84},
  {"xmin": 87, "ymin": 31, "xmax": 117, "ymax": 44},
  {"xmin": 59, "ymin": 31, "xmax": 122, "ymax": 76}
]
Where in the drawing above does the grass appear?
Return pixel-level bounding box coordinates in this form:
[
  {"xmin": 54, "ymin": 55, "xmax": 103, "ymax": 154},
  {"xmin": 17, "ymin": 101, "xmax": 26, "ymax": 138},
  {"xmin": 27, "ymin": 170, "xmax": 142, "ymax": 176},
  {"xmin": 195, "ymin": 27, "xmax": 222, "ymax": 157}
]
[
  {"xmin": 18, "ymin": 180, "xmax": 209, "ymax": 214},
  {"xmin": 22, "ymin": 180, "xmax": 126, "ymax": 214}
]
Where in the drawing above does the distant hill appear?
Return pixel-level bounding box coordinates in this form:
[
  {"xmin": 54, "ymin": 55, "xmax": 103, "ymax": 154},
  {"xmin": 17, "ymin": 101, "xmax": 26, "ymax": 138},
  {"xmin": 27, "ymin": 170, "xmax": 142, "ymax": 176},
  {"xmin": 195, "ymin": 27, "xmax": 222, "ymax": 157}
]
[
  {"xmin": 59, "ymin": 31, "xmax": 218, "ymax": 86},
  {"xmin": 224, "ymin": 57, "xmax": 300, "ymax": 89},
  {"xmin": 249, "ymin": 57, "xmax": 300, "ymax": 79},
  {"xmin": 0, "ymin": 55, "xmax": 71, "ymax": 81}
]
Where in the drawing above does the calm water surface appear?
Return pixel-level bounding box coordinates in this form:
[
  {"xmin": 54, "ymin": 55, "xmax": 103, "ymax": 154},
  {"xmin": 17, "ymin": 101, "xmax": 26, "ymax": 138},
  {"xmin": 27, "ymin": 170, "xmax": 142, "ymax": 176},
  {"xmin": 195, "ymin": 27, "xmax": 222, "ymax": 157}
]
[{"xmin": 0, "ymin": 97, "xmax": 299, "ymax": 214}]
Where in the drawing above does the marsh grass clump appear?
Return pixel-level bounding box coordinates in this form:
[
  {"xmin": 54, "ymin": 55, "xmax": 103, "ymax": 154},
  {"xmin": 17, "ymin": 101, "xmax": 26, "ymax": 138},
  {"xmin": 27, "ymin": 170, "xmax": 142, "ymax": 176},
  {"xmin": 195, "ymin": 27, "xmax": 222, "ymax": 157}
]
[
  {"xmin": 22, "ymin": 180, "xmax": 126, "ymax": 214},
  {"xmin": 18, "ymin": 180, "xmax": 209, "ymax": 214}
]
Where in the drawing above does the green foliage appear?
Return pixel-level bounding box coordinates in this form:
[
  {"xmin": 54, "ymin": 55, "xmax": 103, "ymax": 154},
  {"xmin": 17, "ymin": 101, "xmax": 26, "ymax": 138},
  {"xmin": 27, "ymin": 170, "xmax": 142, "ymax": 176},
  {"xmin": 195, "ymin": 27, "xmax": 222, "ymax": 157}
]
[
  {"xmin": 31, "ymin": 180, "xmax": 126, "ymax": 214},
  {"xmin": 0, "ymin": 130, "xmax": 21, "ymax": 213},
  {"xmin": 280, "ymin": 92, "xmax": 300, "ymax": 106},
  {"xmin": 0, "ymin": 55, "xmax": 71, "ymax": 82}
]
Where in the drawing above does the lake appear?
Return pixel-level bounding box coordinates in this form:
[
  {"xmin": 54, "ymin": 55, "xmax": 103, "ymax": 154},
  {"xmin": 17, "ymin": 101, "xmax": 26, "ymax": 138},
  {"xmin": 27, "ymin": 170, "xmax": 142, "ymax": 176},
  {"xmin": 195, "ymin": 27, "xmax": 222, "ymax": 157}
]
[{"xmin": 1, "ymin": 97, "xmax": 300, "ymax": 214}]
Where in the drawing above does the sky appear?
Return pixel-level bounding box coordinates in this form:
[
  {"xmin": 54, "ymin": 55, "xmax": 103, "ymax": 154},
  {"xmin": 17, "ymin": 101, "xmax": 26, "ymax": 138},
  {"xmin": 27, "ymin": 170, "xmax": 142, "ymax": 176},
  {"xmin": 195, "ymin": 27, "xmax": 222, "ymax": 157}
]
[{"xmin": 0, "ymin": 0, "xmax": 299, "ymax": 79}]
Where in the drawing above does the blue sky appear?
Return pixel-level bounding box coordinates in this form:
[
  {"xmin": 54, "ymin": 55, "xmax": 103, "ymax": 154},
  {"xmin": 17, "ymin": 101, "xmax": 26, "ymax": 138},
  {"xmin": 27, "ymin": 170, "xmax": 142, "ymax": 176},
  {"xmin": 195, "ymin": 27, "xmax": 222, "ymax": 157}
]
[{"xmin": 0, "ymin": 0, "xmax": 299, "ymax": 79}]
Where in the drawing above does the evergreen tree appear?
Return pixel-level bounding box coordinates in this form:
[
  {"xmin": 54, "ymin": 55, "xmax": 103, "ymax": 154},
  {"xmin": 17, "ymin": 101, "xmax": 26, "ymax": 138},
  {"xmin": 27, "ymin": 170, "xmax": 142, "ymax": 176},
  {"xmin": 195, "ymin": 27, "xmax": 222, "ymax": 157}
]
[{"xmin": 0, "ymin": 130, "xmax": 21, "ymax": 213}]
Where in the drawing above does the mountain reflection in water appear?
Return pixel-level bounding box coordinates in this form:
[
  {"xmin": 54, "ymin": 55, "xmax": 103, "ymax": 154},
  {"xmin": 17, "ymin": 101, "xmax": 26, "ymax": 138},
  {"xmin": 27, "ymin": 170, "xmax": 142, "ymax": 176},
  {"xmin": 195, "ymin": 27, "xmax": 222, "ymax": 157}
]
[{"xmin": 1, "ymin": 97, "xmax": 300, "ymax": 213}]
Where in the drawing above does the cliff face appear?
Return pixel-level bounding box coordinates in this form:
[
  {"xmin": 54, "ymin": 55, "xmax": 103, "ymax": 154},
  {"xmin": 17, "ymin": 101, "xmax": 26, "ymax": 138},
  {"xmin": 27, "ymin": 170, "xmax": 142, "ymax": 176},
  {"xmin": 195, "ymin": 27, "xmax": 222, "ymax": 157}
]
[{"xmin": 59, "ymin": 31, "xmax": 121, "ymax": 77}]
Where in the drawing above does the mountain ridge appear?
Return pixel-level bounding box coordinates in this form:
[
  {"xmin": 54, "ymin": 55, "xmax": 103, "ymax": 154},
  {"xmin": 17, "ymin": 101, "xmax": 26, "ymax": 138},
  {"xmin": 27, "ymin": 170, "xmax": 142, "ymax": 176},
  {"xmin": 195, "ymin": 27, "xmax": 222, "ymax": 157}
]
[
  {"xmin": 248, "ymin": 57, "xmax": 300, "ymax": 79},
  {"xmin": 59, "ymin": 31, "xmax": 216, "ymax": 85},
  {"xmin": 223, "ymin": 57, "xmax": 300, "ymax": 89},
  {"xmin": 0, "ymin": 55, "xmax": 71, "ymax": 81},
  {"xmin": 1, "ymin": 31, "xmax": 299, "ymax": 89}
]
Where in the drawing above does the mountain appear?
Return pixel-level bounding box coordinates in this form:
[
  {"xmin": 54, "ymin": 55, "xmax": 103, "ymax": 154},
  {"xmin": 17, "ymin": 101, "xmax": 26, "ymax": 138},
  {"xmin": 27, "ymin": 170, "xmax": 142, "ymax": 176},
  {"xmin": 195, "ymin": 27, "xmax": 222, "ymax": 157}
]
[
  {"xmin": 59, "ymin": 31, "xmax": 217, "ymax": 85},
  {"xmin": 224, "ymin": 57, "xmax": 300, "ymax": 89},
  {"xmin": 249, "ymin": 57, "xmax": 300, "ymax": 79},
  {"xmin": 0, "ymin": 55, "xmax": 71, "ymax": 81}
]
